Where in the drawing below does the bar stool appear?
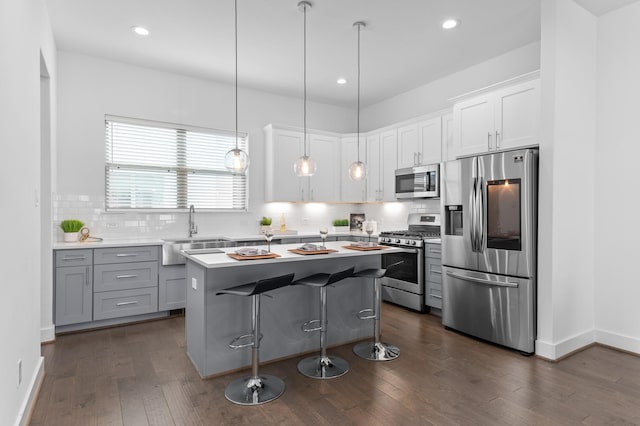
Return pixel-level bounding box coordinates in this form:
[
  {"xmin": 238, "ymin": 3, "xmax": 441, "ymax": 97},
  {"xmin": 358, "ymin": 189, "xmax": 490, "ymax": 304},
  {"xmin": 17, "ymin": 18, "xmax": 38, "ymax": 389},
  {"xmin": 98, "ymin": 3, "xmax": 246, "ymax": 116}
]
[
  {"xmin": 353, "ymin": 260, "xmax": 404, "ymax": 361},
  {"xmin": 215, "ymin": 273, "xmax": 294, "ymax": 405},
  {"xmin": 294, "ymin": 266, "xmax": 355, "ymax": 379}
]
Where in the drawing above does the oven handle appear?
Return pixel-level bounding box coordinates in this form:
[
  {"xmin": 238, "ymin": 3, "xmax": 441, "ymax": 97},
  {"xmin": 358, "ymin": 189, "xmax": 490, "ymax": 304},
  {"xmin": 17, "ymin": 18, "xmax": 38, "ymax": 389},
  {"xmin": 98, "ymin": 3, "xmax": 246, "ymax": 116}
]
[{"xmin": 379, "ymin": 246, "xmax": 420, "ymax": 255}]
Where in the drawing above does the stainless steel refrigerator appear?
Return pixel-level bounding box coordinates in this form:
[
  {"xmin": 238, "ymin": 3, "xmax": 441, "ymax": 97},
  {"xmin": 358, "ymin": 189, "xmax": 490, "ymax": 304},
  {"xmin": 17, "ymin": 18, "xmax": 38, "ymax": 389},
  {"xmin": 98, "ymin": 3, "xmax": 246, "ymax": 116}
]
[{"xmin": 442, "ymin": 148, "xmax": 537, "ymax": 353}]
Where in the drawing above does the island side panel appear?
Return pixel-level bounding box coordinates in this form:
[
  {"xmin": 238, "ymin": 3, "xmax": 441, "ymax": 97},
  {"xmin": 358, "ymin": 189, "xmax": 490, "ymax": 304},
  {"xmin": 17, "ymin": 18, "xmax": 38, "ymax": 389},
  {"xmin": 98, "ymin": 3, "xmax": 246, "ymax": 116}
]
[
  {"xmin": 185, "ymin": 261, "xmax": 207, "ymax": 375},
  {"xmin": 197, "ymin": 255, "xmax": 379, "ymax": 377}
]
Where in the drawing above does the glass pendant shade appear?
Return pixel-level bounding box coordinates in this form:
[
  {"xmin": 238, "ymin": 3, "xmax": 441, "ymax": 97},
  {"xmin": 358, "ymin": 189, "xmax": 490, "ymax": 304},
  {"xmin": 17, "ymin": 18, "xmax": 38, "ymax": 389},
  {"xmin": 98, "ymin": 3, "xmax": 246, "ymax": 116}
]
[
  {"xmin": 348, "ymin": 160, "xmax": 366, "ymax": 181},
  {"xmin": 224, "ymin": 147, "xmax": 249, "ymax": 173},
  {"xmin": 294, "ymin": 155, "xmax": 316, "ymax": 177}
]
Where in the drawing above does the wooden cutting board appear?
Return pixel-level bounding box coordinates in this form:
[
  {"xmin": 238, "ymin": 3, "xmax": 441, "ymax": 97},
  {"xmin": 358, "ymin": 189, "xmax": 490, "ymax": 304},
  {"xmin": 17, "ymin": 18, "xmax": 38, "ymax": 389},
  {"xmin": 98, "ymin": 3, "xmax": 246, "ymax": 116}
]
[
  {"xmin": 288, "ymin": 249, "xmax": 338, "ymax": 255},
  {"xmin": 227, "ymin": 252, "xmax": 281, "ymax": 260},
  {"xmin": 342, "ymin": 245, "xmax": 389, "ymax": 251}
]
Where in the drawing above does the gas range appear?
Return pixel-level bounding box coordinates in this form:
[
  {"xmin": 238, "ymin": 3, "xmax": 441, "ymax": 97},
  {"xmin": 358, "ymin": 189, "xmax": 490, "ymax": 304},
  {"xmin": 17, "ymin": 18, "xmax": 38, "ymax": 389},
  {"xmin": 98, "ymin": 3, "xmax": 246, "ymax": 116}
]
[{"xmin": 378, "ymin": 213, "xmax": 441, "ymax": 248}]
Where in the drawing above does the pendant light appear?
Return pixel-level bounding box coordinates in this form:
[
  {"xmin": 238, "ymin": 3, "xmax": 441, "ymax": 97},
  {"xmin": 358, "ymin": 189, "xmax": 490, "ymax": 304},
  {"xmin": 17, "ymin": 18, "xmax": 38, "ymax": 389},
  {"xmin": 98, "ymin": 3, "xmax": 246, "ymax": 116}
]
[
  {"xmin": 348, "ymin": 21, "xmax": 366, "ymax": 181},
  {"xmin": 224, "ymin": 0, "xmax": 249, "ymax": 174},
  {"xmin": 294, "ymin": 1, "xmax": 317, "ymax": 177}
]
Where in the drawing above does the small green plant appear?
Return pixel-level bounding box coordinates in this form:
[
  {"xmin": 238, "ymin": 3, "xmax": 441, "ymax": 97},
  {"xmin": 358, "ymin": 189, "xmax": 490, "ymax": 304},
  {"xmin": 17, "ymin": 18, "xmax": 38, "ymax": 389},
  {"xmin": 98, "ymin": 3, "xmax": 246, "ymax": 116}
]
[
  {"xmin": 60, "ymin": 219, "xmax": 84, "ymax": 233},
  {"xmin": 333, "ymin": 219, "xmax": 349, "ymax": 227},
  {"xmin": 260, "ymin": 216, "xmax": 272, "ymax": 226}
]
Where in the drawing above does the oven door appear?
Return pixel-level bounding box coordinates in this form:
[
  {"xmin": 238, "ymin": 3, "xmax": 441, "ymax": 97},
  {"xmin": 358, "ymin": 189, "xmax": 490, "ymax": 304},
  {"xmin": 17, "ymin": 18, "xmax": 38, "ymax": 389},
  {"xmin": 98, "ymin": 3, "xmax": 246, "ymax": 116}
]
[{"xmin": 381, "ymin": 248, "xmax": 423, "ymax": 294}]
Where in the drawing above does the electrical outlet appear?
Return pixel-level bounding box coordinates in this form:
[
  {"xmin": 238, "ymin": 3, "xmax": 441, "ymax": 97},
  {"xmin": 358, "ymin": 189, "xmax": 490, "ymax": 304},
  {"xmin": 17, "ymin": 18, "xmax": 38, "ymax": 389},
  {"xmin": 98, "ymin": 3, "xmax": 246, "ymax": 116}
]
[
  {"xmin": 191, "ymin": 277, "xmax": 197, "ymax": 290},
  {"xmin": 17, "ymin": 359, "xmax": 22, "ymax": 386},
  {"xmin": 302, "ymin": 217, "xmax": 309, "ymax": 225}
]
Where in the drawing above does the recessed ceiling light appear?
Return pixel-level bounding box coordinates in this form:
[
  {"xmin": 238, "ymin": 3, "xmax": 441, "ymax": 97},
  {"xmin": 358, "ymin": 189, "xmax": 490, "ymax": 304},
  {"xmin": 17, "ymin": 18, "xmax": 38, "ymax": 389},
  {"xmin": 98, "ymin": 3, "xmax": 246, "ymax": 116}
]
[
  {"xmin": 131, "ymin": 26, "xmax": 150, "ymax": 36},
  {"xmin": 337, "ymin": 78, "xmax": 348, "ymax": 85},
  {"xmin": 442, "ymin": 19, "xmax": 460, "ymax": 30}
]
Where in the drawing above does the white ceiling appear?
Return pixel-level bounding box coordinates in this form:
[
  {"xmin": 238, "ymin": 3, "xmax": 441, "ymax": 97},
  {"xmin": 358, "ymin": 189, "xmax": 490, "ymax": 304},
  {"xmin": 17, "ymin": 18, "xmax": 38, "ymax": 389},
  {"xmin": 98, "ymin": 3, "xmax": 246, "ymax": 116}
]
[
  {"xmin": 574, "ymin": 0, "xmax": 638, "ymax": 16},
  {"xmin": 47, "ymin": 0, "xmax": 546, "ymax": 108}
]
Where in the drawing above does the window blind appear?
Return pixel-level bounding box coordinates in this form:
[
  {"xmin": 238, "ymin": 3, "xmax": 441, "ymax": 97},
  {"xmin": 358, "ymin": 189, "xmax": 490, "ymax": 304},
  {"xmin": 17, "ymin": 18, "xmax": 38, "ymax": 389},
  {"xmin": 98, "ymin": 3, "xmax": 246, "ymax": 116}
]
[{"xmin": 105, "ymin": 115, "xmax": 248, "ymax": 210}]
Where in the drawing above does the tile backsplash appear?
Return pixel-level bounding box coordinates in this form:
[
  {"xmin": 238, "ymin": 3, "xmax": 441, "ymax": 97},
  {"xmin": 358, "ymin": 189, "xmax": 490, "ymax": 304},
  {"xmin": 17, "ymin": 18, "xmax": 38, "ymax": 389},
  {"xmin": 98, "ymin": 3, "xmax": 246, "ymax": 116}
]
[{"xmin": 53, "ymin": 193, "xmax": 441, "ymax": 242}]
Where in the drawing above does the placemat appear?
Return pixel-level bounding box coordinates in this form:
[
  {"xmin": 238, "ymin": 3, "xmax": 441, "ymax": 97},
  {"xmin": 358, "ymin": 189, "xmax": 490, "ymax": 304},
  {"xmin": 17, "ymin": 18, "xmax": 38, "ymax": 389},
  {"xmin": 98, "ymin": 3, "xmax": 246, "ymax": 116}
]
[
  {"xmin": 288, "ymin": 249, "xmax": 338, "ymax": 255},
  {"xmin": 227, "ymin": 252, "xmax": 281, "ymax": 261},
  {"xmin": 342, "ymin": 245, "xmax": 389, "ymax": 251}
]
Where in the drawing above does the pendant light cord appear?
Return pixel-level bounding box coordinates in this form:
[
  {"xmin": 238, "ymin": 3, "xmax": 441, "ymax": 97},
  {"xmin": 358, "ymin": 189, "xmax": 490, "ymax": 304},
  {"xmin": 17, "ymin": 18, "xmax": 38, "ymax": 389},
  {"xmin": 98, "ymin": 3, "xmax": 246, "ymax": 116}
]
[
  {"xmin": 303, "ymin": 4, "xmax": 308, "ymax": 157},
  {"xmin": 356, "ymin": 23, "xmax": 361, "ymax": 162},
  {"xmin": 234, "ymin": 0, "xmax": 239, "ymax": 150}
]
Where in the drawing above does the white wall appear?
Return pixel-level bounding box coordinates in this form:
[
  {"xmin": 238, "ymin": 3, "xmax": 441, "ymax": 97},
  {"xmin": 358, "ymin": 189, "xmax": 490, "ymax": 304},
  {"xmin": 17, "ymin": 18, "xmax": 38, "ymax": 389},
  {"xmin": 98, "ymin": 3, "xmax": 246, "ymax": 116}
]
[
  {"xmin": 537, "ymin": 0, "xmax": 598, "ymax": 359},
  {"xmin": 594, "ymin": 1, "xmax": 640, "ymax": 353},
  {"xmin": 55, "ymin": 52, "xmax": 364, "ymax": 237},
  {"xmin": 361, "ymin": 41, "xmax": 541, "ymax": 130},
  {"xmin": 0, "ymin": 0, "xmax": 56, "ymax": 424}
]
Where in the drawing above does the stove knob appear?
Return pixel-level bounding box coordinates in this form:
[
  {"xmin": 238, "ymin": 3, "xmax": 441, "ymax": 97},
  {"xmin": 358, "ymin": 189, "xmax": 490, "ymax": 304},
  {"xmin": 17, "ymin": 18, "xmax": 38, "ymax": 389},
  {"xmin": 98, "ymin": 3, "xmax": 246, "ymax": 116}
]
[
  {"xmin": 411, "ymin": 240, "xmax": 416, "ymax": 246},
  {"xmin": 395, "ymin": 239, "xmax": 401, "ymax": 244}
]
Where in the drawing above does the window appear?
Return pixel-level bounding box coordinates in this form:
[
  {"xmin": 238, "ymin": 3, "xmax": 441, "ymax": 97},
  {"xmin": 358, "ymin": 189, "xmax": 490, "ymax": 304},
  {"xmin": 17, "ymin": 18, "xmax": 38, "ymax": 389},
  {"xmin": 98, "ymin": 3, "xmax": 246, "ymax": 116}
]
[{"xmin": 105, "ymin": 115, "xmax": 248, "ymax": 211}]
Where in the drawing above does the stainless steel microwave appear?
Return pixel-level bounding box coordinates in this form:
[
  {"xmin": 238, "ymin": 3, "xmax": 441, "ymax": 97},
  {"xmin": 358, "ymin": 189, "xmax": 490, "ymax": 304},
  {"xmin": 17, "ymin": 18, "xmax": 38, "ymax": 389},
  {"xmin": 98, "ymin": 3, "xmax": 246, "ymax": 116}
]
[{"xmin": 395, "ymin": 164, "xmax": 440, "ymax": 199}]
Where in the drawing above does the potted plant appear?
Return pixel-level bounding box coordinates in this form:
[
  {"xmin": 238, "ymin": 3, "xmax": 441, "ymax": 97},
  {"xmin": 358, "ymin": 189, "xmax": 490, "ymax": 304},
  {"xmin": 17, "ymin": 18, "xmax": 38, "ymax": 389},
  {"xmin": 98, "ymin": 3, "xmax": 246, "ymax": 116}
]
[
  {"xmin": 332, "ymin": 219, "xmax": 350, "ymax": 233},
  {"xmin": 60, "ymin": 219, "xmax": 84, "ymax": 242},
  {"xmin": 259, "ymin": 216, "xmax": 272, "ymax": 234}
]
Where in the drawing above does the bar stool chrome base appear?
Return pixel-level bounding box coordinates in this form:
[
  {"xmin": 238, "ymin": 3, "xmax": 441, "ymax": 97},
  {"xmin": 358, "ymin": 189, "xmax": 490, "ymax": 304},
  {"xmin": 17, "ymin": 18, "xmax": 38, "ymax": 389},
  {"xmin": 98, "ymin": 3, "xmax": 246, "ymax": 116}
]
[
  {"xmin": 224, "ymin": 375, "xmax": 285, "ymax": 406},
  {"xmin": 297, "ymin": 355, "xmax": 349, "ymax": 379},
  {"xmin": 353, "ymin": 341, "xmax": 399, "ymax": 361}
]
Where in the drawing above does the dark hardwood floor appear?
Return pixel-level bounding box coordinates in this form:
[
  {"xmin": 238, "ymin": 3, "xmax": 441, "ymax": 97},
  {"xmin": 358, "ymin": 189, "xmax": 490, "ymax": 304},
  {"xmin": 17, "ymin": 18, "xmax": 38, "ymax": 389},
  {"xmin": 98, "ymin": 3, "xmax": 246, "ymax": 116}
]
[{"xmin": 31, "ymin": 304, "xmax": 640, "ymax": 425}]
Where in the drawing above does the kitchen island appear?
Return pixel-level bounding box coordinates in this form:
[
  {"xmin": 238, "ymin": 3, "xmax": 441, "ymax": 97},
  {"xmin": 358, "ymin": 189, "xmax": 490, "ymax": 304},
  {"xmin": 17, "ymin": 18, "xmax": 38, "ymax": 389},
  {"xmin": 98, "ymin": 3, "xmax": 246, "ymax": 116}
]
[{"xmin": 183, "ymin": 241, "xmax": 402, "ymax": 378}]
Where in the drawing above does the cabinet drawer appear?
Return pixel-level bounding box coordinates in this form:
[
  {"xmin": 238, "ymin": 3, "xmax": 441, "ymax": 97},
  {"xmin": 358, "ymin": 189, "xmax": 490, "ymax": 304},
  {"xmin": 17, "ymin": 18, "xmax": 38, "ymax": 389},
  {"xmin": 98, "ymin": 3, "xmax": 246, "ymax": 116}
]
[
  {"xmin": 426, "ymin": 257, "xmax": 442, "ymax": 284},
  {"xmin": 93, "ymin": 287, "xmax": 158, "ymax": 320},
  {"xmin": 55, "ymin": 249, "xmax": 93, "ymax": 267},
  {"xmin": 94, "ymin": 261, "xmax": 158, "ymax": 292},
  {"xmin": 94, "ymin": 246, "xmax": 159, "ymax": 264},
  {"xmin": 425, "ymin": 243, "xmax": 441, "ymax": 259},
  {"xmin": 425, "ymin": 285, "xmax": 443, "ymax": 309}
]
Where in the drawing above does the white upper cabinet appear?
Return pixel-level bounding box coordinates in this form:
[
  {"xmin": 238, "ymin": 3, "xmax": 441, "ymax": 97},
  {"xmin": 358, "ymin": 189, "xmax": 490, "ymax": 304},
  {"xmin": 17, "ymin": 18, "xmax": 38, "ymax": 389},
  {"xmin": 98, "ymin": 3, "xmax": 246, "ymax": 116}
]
[
  {"xmin": 366, "ymin": 129, "xmax": 398, "ymax": 202},
  {"xmin": 340, "ymin": 135, "xmax": 367, "ymax": 202},
  {"xmin": 265, "ymin": 125, "xmax": 305, "ymax": 202},
  {"xmin": 441, "ymin": 112, "xmax": 455, "ymax": 162},
  {"xmin": 452, "ymin": 76, "xmax": 540, "ymax": 157},
  {"xmin": 397, "ymin": 116, "xmax": 442, "ymax": 168},
  {"xmin": 264, "ymin": 125, "xmax": 339, "ymax": 202},
  {"xmin": 308, "ymin": 133, "xmax": 340, "ymax": 202}
]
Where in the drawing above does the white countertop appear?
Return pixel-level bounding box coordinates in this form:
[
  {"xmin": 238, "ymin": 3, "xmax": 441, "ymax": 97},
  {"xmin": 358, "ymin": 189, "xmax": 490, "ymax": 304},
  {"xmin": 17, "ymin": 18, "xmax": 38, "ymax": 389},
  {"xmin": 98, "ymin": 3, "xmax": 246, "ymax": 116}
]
[
  {"xmin": 52, "ymin": 231, "xmax": 377, "ymax": 250},
  {"xmin": 183, "ymin": 241, "xmax": 404, "ymax": 269}
]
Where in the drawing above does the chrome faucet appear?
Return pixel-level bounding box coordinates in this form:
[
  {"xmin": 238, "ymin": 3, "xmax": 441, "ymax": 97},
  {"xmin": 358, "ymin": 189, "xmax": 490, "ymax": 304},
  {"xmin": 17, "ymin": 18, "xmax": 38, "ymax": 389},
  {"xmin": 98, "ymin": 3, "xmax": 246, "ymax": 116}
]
[{"xmin": 188, "ymin": 204, "xmax": 198, "ymax": 237}]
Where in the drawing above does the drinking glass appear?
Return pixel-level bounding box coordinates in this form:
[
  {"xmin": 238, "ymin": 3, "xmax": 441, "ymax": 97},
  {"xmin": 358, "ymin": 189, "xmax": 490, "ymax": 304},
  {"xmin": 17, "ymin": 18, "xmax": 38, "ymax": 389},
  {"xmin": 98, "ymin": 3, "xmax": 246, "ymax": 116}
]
[
  {"xmin": 264, "ymin": 228, "xmax": 274, "ymax": 252},
  {"xmin": 365, "ymin": 223, "xmax": 374, "ymax": 245},
  {"xmin": 319, "ymin": 227, "xmax": 329, "ymax": 249}
]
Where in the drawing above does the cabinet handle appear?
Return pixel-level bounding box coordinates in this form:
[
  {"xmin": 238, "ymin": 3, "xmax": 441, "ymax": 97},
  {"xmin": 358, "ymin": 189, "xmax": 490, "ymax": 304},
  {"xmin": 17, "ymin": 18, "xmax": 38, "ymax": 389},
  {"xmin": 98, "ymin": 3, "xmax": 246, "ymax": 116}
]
[
  {"xmin": 301, "ymin": 188, "xmax": 304, "ymax": 201},
  {"xmin": 116, "ymin": 274, "xmax": 138, "ymax": 279},
  {"xmin": 417, "ymin": 152, "xmax": 422, "ymax": 165},
  {"xmin": 487, "ymin": 132, "xmax": 493, "ymax": 150},
  {"xmin": 430, "ymin": 269, "xmax": 442, "ymax": 275},
  {"xmin": 310, "ymin": 189, "xmax": 314, "ymax": 200},
  {"xmin": 86, "ymin": 267, "xmax": 90, "ymax": 286},
  {"xmin": 116, "ymin": 253, "xmax": 137, "ymax": 257},
  {"xmin": 495, "ymin": 131, "xmax": 500, "ymax": 149},
  {"xmin": 63, "ymin": 256, "xmax": 86, "ymax": 260},
  {"xmin": 116, "ymin": 301, "xmax": 139, "ymax": 306},
  {"xmin": 429, "ymin": 293, "xmax": 442, "ymax": 299}
]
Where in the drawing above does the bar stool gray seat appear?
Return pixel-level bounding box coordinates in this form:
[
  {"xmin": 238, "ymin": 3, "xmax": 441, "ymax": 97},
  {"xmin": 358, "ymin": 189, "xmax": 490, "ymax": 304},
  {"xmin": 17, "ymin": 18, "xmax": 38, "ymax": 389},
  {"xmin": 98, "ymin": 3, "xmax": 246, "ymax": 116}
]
[
  {"xmin": 293, "ymin": 266, "xmax": 355, "ymax": 379},
  {"xmin": 353, "ymin": 260, "xmax": 404, "ymax": 361},
  {"xmin": 215, "ymin": 273, "xmax": 295, "ymax": 405}
]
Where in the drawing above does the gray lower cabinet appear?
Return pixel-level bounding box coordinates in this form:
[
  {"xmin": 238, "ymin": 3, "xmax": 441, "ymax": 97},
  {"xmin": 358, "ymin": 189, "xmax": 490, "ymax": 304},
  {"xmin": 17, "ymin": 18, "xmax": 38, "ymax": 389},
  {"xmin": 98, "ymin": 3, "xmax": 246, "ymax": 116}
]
[
  {"xmin": 93, "ymin": 246, "xmax": 159, "ymax": 320},
  {"xmin": 159, "ymin": 264, "xmax": 186, "ymax": 311},
  {"xmin": 54, "ymin": 249, "xmax": 93, "ymax": 326},
  {"xmin": 425, "ymin": 242, "xmax": 443, "ymax": 309}
]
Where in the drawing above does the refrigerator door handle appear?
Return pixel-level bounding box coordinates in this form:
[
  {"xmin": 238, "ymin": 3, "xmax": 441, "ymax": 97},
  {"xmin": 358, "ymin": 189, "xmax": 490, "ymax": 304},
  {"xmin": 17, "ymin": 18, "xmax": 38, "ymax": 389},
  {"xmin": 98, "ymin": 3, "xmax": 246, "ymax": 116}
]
[
  {"xmin": 470, "ymin": 177, "xmax": 478, "ymax": 252},
  {"xmin": 477, "ymin": 177, "xmax": 485, "ymax": 251},
  {"xmin": 446, "ymin": 271, "xmax": 519, "ymax": 288}
]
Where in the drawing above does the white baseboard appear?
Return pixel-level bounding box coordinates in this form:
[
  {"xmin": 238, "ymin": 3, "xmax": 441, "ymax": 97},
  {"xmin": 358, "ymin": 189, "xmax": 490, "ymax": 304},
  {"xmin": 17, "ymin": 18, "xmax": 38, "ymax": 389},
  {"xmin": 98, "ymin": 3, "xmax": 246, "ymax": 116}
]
[
  {"xmin": 15, "ymin": 356, "xmax": 45, "ymax": 426},
  {"xmin": 40, "ymin": 326, "xmax": 55, "ymax": 343},
  {"xmin": 595, "ymin": 329, "xmax": 640, "ymax": 355},
  {"xmin": 535, "ymin": 329, "xmax": 596, "ymax": 360},
  {"xmin": 536, "ymin": 328, "xmax": 640, "ymax": 360}
]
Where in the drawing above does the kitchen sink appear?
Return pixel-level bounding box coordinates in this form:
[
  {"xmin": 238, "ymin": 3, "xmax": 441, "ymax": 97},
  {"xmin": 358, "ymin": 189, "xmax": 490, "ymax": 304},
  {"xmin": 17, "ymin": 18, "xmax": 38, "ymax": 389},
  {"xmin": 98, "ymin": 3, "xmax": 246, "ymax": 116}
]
[{"xmin": 162, "ymin": 237, "xmax": 236, "ymax": 265}]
